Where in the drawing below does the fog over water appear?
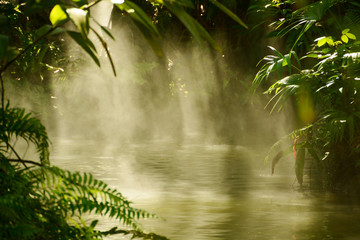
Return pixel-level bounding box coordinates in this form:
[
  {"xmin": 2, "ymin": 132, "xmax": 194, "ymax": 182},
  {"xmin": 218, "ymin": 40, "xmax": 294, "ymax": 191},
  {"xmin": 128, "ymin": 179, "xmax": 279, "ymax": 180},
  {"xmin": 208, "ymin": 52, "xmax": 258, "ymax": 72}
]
[{"xmin": 11, "ymin": 2, "xmax": 360, "ymax": 239}]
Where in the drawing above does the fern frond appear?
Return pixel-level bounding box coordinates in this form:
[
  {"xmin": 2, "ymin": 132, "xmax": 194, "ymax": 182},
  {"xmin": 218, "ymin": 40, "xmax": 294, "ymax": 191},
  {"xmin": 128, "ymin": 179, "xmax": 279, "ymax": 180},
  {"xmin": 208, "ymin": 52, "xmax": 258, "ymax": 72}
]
[
  {"xmin": 0, "ymin": 103, "xmax": 49, "ymax": 165},
  {"xmin": 29, "ymin": 166, "xmax": 156, "ymax": 230}
]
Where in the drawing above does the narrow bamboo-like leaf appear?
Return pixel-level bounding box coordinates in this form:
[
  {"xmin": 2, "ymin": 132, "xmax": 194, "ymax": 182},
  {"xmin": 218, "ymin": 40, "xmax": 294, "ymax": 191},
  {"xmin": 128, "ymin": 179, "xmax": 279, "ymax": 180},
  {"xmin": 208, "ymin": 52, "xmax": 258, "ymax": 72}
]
[
  {"xmin": 193, "ymin": 18, "xmax": 222, "ymax": 51},
  {"xmin": 268, "ymin": 46, "xmax": 284, "ymax": 58},
  {"xmin": 66, "ymin": 31, "xmax": 100, "ymax": 66},
  {"xmin": 165, "ymin": 1, "xmax": 221, "ymax": 51},
  {"xmin": 50, "ymin": 4, "xmax": 68, "ymax": 27},
  {"xmin": 93, "ymin": 19, "xmax": 115, "ymax": 40},
  {"xmin": 291, "ymin": 20, "xmax": 315, "ymax": 50},
  {"xmin": 115, "ymin": 1, "xmax": 160, "ymax": 37},
  {"xmin": 91, "ymin": 27, "xmax": 117, "ymax": 76},
  {"xmin": 208, "ymin": 0, "xmax": 248, "ymax": 29}
]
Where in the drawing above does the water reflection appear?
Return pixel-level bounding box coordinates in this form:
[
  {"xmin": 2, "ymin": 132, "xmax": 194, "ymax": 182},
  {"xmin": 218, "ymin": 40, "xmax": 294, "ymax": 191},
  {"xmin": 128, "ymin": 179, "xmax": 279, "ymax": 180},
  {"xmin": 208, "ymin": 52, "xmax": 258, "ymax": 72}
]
[{"xmin": 52, "ymin": 139, "xmax": 360, "ymax": 240}]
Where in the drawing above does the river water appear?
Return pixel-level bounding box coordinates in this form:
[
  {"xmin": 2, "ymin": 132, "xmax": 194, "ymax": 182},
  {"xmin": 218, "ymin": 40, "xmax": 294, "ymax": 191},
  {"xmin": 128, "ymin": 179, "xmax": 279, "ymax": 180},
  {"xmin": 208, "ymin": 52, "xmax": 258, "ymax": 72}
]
[{"xmin": 52, "ymin": 137, "xmax": 360, "ymax": 240}]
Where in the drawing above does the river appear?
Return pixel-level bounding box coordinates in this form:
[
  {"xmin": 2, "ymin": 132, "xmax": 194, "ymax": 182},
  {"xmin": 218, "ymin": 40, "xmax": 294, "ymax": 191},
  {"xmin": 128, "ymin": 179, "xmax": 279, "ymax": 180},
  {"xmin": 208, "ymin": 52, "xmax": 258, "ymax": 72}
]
[{"xmin": 52, "ymin": 137, "xmax": 360, "ymax": 240}]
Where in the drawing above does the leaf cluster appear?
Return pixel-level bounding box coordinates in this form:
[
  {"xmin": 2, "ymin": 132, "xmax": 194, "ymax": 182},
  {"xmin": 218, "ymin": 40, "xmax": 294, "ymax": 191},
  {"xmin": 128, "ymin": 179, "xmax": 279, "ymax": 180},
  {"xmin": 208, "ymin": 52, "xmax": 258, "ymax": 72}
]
[{"xmin": 253, "ymin": 0, "xmax": 360, "ymax": 190}]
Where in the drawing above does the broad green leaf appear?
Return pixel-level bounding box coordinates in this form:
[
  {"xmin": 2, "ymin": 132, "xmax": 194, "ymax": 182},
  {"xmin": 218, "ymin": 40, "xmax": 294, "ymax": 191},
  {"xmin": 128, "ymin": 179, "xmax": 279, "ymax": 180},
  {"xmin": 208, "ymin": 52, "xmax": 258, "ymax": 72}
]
[
  {"xmin": 346, "ymin": 32, "xmax": 356, "ymax": 40},
  {"xmin": 66, "ymin": 30, "xmax": 100, "ymax": 66},
  {"xmin": 0, "ymin": 34, "xmax": 9, "ymax": 60},
  {"xmin": 208, "ymin": 0, "xmax": 248, "ymax": 29},
  {"xmin": 342, "ymin": 28, "xmax": 350, "ymax": 34},
  {"xmin": 66, "ymin": 8, "xmax": 89, "ymax": 37},
  {"xmin": 341, "ymin": 35, "xmax": 348, "ymax": 43},
  {"xmin": 50, "ymin": 4, "xmax": 68, "ymax": 27},
  {"xmin": 316, "ymin": 36, "xmax": 327, "ymax": 47},
  {"xmin": 326, "ymin": 37, "xmax": 334, "ymax": 46}
]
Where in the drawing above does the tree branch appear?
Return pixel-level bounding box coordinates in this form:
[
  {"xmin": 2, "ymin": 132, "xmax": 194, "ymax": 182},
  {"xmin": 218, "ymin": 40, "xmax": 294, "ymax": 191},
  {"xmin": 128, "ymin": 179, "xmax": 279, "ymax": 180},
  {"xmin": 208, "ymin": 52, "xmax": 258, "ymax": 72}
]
[{"xmin": 8, "ymin": 158, "xmax": 42, "ymax": 167}]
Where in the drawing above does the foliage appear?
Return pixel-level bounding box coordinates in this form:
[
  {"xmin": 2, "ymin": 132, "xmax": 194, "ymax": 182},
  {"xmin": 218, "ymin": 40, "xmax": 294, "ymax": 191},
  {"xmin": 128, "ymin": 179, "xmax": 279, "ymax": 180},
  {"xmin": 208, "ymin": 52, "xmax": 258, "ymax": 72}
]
[
  {"xmin": 0, "ymin": 0, "xmax": 250, "ymax": 238},
  {"xmin": 253, "ymin": 0, "xmax": 360, "ymax": 192},
  {"xmin": 0, "ymin": 159, "xmax": 163, "ymax": 239}
]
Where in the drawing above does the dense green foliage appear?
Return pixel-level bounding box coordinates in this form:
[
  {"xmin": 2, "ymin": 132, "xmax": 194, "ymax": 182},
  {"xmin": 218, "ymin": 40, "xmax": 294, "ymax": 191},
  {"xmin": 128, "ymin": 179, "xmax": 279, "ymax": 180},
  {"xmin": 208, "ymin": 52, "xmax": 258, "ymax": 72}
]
[{"xmin": 253, "ymin": 0, "xmax": 360, "ymax": 193}]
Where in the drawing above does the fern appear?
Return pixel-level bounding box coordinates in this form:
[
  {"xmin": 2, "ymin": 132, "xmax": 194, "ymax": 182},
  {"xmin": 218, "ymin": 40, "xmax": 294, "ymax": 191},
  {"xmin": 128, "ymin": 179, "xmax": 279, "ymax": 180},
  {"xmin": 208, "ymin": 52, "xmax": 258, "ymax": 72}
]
[
  {"xmin": 0, "ymin": 103, "xmax": 168, "ymax": 239},
  {"xmin": 0, "ymin": 102, "xmax": 49, "ymax": 165}
]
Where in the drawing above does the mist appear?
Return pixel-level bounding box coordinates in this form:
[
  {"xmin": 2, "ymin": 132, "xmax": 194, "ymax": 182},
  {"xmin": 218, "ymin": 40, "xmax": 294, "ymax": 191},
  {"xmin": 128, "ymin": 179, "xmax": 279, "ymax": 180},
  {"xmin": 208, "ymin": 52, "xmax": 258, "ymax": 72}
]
[{"xmin": 47, "ymin": 2, "xmax": 292, "ymax": 152}]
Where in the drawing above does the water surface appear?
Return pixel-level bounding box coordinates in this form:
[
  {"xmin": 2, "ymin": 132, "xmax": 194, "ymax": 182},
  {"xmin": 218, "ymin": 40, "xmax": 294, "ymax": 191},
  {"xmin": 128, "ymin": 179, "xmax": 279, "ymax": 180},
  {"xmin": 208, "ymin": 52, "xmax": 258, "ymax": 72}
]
[{"xmin": 52, "ymin": 138, "xmax": 360, "ymax": 240}]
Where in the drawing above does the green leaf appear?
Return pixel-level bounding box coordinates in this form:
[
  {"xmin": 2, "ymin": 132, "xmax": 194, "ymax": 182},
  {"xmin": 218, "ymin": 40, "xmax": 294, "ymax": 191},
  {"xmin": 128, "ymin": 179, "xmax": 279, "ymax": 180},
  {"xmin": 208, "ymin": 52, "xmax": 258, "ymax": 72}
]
[
  {"xmin": 342, "ymin": 28, "xmax": 350, "ymax": 34},
  {"xmin": 93, "ymin": 19, "xmax": 115, "ymax": 40},
  {"xmin": 341, "ymin": 35, "xmax": 348, "ymax": 43},
  {"xmin": 304, "ymin": 53, "xmax": 319, "ymax": 58},
  {"xmin": 50, "ymin": 4, "xmax": 68, "ymax": 27},
  {"xmin": 91, "ymin": 27, "xmax": 117, "ymax": 76},
  {"xmin": 316, "ymin": 36, "xmax": 327, "ymax": 47},
  {"xmin": 326, "ymin": 37, "xmax": 334, "ymax": 46},
  {"xmin": 164, "ymin": 1, "xmax": 221, "ymax": 51},
  {"xmin": 0, "ymin": 34, "xmax": 9, "ymax": 60},
  {"xmin": 115, "ymin": 1, "xmax": 160, "ymax": 37},
  {"xmin": 208, "ymin": 0, "xmax": 248, "ymax": 29},
  {"xmin": 66, "ymin": 31, "xmax": 100, "ymax": 66},
  {"xmin": 66, "ymin": 8, "xmax": 89, "ymax": 37},
  {"xmin": 346, "ymin": 32, "xmax": 356, "ymax": 40}
]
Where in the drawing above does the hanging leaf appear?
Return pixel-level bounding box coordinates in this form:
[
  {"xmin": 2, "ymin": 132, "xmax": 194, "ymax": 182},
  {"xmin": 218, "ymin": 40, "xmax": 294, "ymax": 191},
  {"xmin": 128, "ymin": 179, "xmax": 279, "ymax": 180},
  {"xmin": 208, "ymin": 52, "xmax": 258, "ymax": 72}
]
[
  {"xmin": 66, "ymin": 31, "xmax": 100, "ymax": 66},
  {"xmin": 164, "ymin": 1, "xmax": 221, "ymax": 51},
  {"xmin": 115, "ymin": 1, "xmax": 160, "ymax": 38},
  {"xmin": 66, "ymin": 8, "xmax": 89, "ymax": 37},
  {"xmin": 91, "ymin": 27, "xmax": 117, "ymax": 76},
  {"xmin": 93, "ymin": 19, "xmax": 115, "ymax": 40},
  {"xmin": 49, "ymin": 4, "xmax": 68, "ymax": 27},
  {"xmin": 208, "ymin": 0, "xmax": 248, "ymax": 29},
  {"xmin": 295, "ymin": 148, "xmax": 305, "ymax": 186}
]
